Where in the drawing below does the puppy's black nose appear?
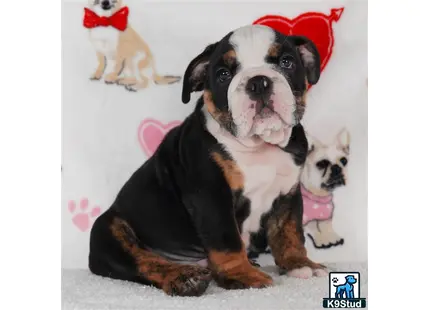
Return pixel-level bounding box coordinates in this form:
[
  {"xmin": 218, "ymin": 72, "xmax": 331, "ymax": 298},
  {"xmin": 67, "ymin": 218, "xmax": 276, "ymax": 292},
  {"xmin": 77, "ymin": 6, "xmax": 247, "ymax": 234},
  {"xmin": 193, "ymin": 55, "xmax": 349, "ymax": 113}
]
[
  {"xmin": 101, "ymin": 0, "xmax": 111, "ymax": 9},
  {"xmin": 246, "ymin": 75, "xmax": 273, "ymax": 97},
  {"xmin": 331, "ymin": 164, "xmax": 342, "ymax": 176}
]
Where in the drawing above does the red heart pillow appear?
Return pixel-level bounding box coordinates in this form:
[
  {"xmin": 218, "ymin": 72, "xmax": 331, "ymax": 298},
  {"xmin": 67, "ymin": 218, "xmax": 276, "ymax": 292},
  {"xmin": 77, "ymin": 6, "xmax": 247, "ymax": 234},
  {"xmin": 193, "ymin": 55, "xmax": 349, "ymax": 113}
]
[{"xmin": 253, "ymin": 8, "xmax": 344, "ymax": 88}]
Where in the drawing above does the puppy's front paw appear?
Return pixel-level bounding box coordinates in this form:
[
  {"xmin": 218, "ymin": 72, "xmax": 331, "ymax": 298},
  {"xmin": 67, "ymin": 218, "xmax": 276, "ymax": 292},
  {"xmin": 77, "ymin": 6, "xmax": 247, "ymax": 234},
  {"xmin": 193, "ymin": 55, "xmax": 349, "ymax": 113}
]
[
  {"xmin": 280, "ymin": 257, "xmax": 327, "ymax": 279},
  {"xmin": 287, "ymin": 266, "xmax": 328, "ymax": 278},
  {"xmin": 104, "ymin": 73, "xmax": 119, "ymax": 84},
  {"xmin": 117, "ymin": 77, "xmax": 137, "ymax": 86},
  {"xmin": 162, "ymin": 265, "xmax": 212, "ymax": 297},
  {"xmin": 313, "ymin": 268, "xmax": 328, "ymax": 277},
  {"xmin": 307, "ymin": 232, "xmax": 344, "ymax": 249},
  {"xmin": 214, "ymin": 266, "xmax": 273, "ymax": 290},
  {"xmin": 324, "ymin": 231, "xmax": 344, "ymax": 247},
  {"xmin": 90, "ymin": 72, "xmax": 103, "ymax": 80},
  {"xmin": 287, "ymin": 266, "xmax": 312, "ymax": 279}
]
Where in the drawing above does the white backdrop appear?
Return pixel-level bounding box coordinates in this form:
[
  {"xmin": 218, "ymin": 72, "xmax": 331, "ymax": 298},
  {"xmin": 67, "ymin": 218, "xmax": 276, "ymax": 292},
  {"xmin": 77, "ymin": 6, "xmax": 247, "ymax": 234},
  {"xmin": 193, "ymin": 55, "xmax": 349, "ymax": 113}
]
[{"xmin": 61, "ymin": 0, "xmax": 368, "ymax": 268}]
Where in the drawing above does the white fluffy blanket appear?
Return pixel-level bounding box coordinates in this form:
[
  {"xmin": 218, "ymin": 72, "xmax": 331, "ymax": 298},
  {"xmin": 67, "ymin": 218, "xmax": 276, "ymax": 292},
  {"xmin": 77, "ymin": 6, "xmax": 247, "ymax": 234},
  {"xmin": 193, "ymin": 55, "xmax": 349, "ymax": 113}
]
[{"xmin": 62, "ymin": 255, "xmax": 367, "ymax": 310}]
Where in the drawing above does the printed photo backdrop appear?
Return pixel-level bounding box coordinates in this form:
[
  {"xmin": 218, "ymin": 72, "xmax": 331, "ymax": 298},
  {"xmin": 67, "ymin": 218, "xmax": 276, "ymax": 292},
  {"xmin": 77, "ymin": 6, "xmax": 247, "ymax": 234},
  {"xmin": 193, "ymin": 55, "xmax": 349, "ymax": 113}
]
[{"xmin": 62, "ymin": 0, "xmax": 368, "ymax": 268}]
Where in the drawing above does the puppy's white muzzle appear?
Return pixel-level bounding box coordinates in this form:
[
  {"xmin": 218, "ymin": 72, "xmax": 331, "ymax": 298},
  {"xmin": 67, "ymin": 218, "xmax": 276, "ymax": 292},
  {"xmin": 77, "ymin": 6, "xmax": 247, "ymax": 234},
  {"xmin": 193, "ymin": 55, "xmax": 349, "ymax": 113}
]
[{"xmin": 228, "ymin": 66, "xmax": 296, "ymax": 146}]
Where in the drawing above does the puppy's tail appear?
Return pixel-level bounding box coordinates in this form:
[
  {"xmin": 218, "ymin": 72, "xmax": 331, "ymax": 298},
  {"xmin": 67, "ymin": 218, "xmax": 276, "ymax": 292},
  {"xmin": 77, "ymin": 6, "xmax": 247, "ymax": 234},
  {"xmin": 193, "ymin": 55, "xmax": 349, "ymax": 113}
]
[
  {"xmin": 149, "ymin": 58, "xmax": 181, "ymax": 85},
  {"xmin": 153, "ymin": 74, "xmax": 182, "ymax": 85}
]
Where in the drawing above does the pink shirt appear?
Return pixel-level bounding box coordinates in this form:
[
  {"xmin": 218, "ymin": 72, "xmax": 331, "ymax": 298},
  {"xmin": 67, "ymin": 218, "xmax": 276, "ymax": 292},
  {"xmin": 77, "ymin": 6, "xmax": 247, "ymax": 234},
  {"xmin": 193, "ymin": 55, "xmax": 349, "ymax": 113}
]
[{"xmin": 300, "ymin": 185, "xmax": 334, "ymax": 225}]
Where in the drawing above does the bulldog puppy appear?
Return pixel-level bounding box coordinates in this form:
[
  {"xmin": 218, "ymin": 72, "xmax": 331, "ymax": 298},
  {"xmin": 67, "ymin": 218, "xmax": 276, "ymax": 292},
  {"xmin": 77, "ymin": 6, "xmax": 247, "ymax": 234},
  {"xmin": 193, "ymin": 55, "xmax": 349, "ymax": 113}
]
[{"xmin": 89, "ymin": 24, "xmax": 326, "ymax": 297}]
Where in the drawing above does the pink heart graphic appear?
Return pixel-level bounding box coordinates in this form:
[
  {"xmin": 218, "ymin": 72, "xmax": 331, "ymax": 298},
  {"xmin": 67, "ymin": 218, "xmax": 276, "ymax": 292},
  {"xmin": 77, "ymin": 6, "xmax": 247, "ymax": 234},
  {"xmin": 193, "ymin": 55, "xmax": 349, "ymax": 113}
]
[
  {"xmin": 138, "ymin": 118, "xmax": 182, "ymax": 157},
  {"xmin": 72, "ymin": 214, "xmax": 90, "ymax": 232}
]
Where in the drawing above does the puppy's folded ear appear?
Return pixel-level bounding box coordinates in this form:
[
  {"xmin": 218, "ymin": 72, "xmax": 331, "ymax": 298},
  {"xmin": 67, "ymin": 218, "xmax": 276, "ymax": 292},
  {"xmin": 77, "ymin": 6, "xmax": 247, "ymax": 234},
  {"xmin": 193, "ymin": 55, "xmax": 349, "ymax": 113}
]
[
  {"xmin": 289, "ymin": 36, "xmax": 321, "ymax": 85},
  {"xmin": 182, "ymin": 42, "xmax": 219, "ymax": 104}
]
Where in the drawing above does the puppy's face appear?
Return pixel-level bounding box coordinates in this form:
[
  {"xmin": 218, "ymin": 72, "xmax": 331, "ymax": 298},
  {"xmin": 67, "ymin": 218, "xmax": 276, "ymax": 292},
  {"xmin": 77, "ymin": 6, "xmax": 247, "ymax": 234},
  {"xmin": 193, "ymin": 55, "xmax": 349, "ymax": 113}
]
[
  {"xmin": 182, "ymin": 25, "xmax": 320, "ymax": 147},
  {"xmin": 301, "ymin": 129, "xmax": 350, "ymax": 192},
  {"xmin": 88, "ymin": 0, "xmax": 122, "ymax": 15}
]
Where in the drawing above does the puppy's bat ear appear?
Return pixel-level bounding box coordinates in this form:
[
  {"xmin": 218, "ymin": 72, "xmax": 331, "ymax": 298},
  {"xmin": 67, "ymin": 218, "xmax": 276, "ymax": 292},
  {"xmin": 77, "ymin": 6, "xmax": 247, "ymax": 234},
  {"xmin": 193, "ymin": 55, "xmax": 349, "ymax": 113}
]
[
  {"xmin": 305, "ymin": 131, "xmax": 324, "ymax": 154},
  {"xmin": 182, "ymin": 42, "xmax": 219, "ymax": 104},
  {"xmin": 289, "ymin": 36, "xmax": 321, "ymax": 85},
  {"xmin": 306, "ymin": 131, "xmax": 324, "ymax": 154},
  {"xmin": 336, "ymin": 128, "xmax": 350, "ymax": 153}
]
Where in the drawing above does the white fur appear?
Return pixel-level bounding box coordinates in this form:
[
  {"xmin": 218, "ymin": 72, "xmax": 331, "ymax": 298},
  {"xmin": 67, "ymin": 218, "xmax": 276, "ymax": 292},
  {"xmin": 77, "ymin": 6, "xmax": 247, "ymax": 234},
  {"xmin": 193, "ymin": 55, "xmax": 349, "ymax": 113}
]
[
  {"xmin": 287, "ymin": 266, "xmax": 327, "ymax": 278},
  {"xmin": 204, "ymin": 108, "xmax": 301, "ymax": 248},
  {"xmin": 227, "ymin": 25, "xmax": 296, "ymax": 143},
  {"xmin": 337, "ymin": 128, "xmax": 350, "ymax": 148},
  {"xmin": 230, "ymin": 25, "xmax": 274, "ymax": 69},
  {"xmin": 89, "ymin": 28, "xmax": 119, "ymax": 60},
  {"xmin": 88, "ymin": 6, "xmax": 120, "ymax": 60},
  {"xmin": 313, "ymin": 268, "xmax": 329, "ymax": 277},
  {"xmin": 287, "ymin": 267, "xmax": 312, "ymax": 279}
]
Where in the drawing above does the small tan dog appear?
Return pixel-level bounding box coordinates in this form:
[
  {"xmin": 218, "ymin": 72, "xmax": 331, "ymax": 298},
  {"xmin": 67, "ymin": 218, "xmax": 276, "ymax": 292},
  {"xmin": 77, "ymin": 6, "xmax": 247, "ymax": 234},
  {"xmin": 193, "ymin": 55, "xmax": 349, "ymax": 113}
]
[
  {"xmin": 85, "ymin": 0, "xmax": 181, "ymax": 91},
  {"xmin": 300, "ymin": 128, "xmax": 350, "ymax": 249}
]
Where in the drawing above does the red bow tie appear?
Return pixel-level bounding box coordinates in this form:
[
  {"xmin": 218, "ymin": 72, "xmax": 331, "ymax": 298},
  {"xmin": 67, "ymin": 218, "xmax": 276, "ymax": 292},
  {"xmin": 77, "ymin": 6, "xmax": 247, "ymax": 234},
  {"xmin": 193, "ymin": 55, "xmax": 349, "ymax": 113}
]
[{"xmin": 83, "ymin": 6, "xmax": 129, "ymax": 31}]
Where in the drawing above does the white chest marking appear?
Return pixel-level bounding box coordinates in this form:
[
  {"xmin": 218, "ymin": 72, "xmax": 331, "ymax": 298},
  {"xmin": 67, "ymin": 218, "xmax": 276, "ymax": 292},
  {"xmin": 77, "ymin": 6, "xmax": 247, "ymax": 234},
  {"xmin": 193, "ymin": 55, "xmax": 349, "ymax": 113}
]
[
  {"xmin": 231, "ymin": 142, "xmax": 300, "ymax": 247},
  {"xmin": 204, "ymin": 109, "xmax": 301, "ymax": 248},
  {"xmin": 89, "ymin": 27, "xmax": 120, "ymax": 60}
]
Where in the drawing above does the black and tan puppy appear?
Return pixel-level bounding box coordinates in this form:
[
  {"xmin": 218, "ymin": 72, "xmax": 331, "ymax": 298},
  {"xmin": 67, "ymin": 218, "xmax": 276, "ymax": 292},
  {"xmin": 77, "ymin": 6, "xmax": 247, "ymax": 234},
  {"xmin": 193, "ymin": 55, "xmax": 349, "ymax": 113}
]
[{"xmin": 89, "ymin": 24, "xmax": 327, "ymax": 297}]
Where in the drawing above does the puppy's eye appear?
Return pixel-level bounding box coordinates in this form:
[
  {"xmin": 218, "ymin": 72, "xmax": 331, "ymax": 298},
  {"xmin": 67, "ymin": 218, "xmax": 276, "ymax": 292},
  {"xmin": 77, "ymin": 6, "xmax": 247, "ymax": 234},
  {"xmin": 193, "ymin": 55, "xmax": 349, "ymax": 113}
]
[
  {"xmin": 316, "ymin": 160, "xmax": 330, "ymax": 170},
  {"xmin": 216, "ymin": 68, "xmax": 232, "ymax": 83},
  {"xmin": 279, "ymin": 54, "xmax": 295, "ymax": 70},
  {"xmin": 340, "ymin": 157, "xmax": 348, "ymax": 166}
]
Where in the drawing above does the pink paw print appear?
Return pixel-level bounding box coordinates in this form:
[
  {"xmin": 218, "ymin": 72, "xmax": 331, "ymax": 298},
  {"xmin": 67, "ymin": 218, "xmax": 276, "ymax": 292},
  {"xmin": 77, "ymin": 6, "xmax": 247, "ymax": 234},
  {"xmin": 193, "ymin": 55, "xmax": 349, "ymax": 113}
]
[{"xmin": 68, "ymin": 198, "xmax": 101, "ymax": 232}]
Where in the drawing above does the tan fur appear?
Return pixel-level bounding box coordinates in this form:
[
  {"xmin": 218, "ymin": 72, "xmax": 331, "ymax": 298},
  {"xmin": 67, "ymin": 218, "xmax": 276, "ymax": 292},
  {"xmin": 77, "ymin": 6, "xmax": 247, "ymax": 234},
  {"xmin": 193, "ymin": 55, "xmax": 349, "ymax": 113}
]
[
  {"xmin": 267, "ymin": 215, "xmax": 325, "ymax": 271},
  {"xmin": 209, "ymin": 247, "xmax": 273, "ymax": 289},
  {"xmin": 223, "ymin": 50, "xmax": 237, "ymax": 67},
  {"xmin": 110, "ymin": 217, "xmax": 211, "ymax": 296},
  {"xmin": 88, "ymin": 0, "xmax": 181, "ymax": 91},
  {"xmin": 204, "ymin": 90, "xmax": 235, "ymax": 131},
  {"xmin": 211, "ymin": 152, "xmax": 244, "ymax": 191},
  {"xmin": 268, "ymin": 43, "xmax": 281, "ymax": 57}
]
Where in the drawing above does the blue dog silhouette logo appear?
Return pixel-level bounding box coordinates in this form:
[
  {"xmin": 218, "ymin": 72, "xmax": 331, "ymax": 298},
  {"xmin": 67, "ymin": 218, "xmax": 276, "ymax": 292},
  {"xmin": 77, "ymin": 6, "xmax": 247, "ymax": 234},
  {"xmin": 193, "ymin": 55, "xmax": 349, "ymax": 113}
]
[
  {"xmin": 323, "ymin": 272, "xmax": 366, "ymax": 308},
  {"xmin": 334, "ymin": 275, "xmax": 357, "ymax": 299}
]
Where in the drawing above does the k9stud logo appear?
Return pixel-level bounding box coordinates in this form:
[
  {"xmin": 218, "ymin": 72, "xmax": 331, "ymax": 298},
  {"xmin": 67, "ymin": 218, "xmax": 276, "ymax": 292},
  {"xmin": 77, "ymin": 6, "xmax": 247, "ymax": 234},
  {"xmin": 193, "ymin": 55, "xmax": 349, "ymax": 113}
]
[{"xmin": 323, "ymin": 272, "xmax": 367, "ymax": 308}]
